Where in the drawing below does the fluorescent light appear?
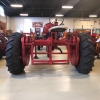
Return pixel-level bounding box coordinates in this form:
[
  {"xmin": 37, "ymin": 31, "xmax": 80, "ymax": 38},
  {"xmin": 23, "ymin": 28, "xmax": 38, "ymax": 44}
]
[
  {"xmin": 89, "ymin": 15, "xmax": 97, "ymax": 17},
  {"xmin": 20, "ymin": 14, "xmax": 28, "ymax": 16},
  {"xmin": 55, "ymin": 14, "xmax": 64, "ymax": 17},
  {"xmin": 62, "ymin": 6, "xmax": 73, "ymax": 9},
  {"xmin": 11, "ymin": 4, "xmax": 23, "ymax": 8}
]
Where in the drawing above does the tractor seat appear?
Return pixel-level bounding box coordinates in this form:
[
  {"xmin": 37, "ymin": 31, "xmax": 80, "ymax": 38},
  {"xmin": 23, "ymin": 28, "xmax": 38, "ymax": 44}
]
[{"xmin": 49, "ymin": 25, "xmax": 68, "ymax": 32}]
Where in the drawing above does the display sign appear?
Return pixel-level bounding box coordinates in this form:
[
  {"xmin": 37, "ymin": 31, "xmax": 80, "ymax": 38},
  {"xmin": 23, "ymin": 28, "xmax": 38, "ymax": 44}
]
[{"xmin": 32, "ymin": 22, "xmax": 43, "ymax": 27}]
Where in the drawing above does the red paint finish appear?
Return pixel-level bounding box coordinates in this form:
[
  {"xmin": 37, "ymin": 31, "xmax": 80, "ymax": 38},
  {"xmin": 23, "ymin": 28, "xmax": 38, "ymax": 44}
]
[
  {"xmin": 69, "ymin": 36, "xmax": 80, "ymax": 66},
  {"xmin": 20, "ymin": 21, "xmax": 80, "ymax": 66},
  {"xmin": 0, "ymin": 33, "xmax": 7, "ymax": 54},
  {"xmin": 90, "ymin": 33, "xmax": 98, "ymax": 54},
  {"xmin": 20, "ymin": 33, "xmax": 80, "ymax": 65},
  {"xmin": 43, "ymin": 23, "xmax": 54, "ymax": 34},
  {"xmin": 21, "ymin": 36, "xmax": 30, "ymax": 66}
]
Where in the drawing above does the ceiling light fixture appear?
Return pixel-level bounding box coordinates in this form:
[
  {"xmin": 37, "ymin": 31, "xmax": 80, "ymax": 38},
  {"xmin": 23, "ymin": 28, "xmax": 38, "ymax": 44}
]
[
  {"xmin": 20, "ymin": 14, "xmax": 28, "ymax": 16},
  {"xmin": 55, "ymin": 14, "xmax": 64, "ymax": 17},
  {"xmin": 11, "ymin": 4, "xmax": 23, "ymax": 8},
  {"xmin": 62, "ymin": 6, "xmax": 73, "ymax": 9},
  {"xmin": 89, "ymin": 15, "xmax": 97, "ymax": 17}
]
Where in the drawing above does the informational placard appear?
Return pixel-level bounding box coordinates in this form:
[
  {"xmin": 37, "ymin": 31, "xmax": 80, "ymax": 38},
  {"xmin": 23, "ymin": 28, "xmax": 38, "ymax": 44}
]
[{"xmin": 32, "ymin": 22, "xmax": 43, "ymax": 27}]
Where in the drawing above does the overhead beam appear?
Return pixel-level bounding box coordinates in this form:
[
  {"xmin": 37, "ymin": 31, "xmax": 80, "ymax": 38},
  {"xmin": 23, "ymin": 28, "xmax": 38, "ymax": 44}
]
[
  {"xmin": 6, "ymin": 0, "xmax": 11, "ymax": 4},
  {"xmin": 0, "ymin": 0, "xmax": 7, "ymax": 6}
]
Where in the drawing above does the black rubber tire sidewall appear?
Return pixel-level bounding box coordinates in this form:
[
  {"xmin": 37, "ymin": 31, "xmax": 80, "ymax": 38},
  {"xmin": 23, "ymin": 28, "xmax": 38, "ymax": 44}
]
[
  {"xmin": 5, "ymin": 32, "xmax": 25, "ymax": 74},
  {"xmin": 75, "ymin": 33, "xmax": 95, "ymax": 74}
]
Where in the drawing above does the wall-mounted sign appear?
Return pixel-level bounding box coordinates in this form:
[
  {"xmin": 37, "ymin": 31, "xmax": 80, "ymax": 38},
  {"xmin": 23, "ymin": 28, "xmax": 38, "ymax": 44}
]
[{"xmin": 32, "ymin": 22, "xmax": 43, "ymax": 27}]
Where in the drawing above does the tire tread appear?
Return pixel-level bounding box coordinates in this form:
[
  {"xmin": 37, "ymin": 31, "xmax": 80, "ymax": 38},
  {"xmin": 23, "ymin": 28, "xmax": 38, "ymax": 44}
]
[
  {"xmin": 75, "ymin": 33, "xmax": 95, "ymax": 74},
  {"xmin": 5, "ymin": 32, "xmax": 24, "ymax": 74}
]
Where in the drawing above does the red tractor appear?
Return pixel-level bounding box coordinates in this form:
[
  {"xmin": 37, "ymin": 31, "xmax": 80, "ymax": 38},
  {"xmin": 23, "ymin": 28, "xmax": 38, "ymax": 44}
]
[
  {"xmin": 90, "ymin": 33, "xmax": 99, "ymax": 54},
  {"xmin": 5, "ymin": 17, "xmax": 95, "ymax": 75},
  {"xmin": 0, "ymin": 32, "xmax": 7, "ymax": 59}
]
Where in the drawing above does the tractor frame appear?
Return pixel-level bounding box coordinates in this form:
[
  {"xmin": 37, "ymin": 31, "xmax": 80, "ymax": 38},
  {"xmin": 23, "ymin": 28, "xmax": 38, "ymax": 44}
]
[{"xmin": 5, "ymin": 18, "xmax": 95, "ymax": 74}]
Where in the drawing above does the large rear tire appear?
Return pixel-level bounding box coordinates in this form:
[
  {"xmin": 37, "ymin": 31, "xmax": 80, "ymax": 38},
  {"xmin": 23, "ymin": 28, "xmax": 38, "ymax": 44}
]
[
  {"xmin": 75, "ymin": 33, "xmax": 95, "ymax": 74},
  {"xmin": 5, "ymin": 32, "xmax": 25, "ymax": 75}
]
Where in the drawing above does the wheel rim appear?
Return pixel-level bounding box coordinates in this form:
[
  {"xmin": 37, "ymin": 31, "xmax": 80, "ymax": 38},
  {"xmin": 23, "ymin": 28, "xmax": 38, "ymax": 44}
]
[
  {"xmin": 21, "ymin": 36, "xmax": 30, "ymax": 66},
  {"xmin": 69, "ymin": 36, "xmax": 80, "ymax": 66}
]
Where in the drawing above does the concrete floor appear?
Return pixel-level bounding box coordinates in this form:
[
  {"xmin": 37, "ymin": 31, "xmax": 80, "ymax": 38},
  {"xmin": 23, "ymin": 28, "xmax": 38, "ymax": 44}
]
[{"xmin": 0, "ymin": 46, "xmax": 100, "ymax": 100}]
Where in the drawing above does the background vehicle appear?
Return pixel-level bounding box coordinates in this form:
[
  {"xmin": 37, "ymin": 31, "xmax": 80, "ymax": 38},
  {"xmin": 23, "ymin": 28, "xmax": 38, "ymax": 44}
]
[{"xmin": 0, "ymin": 30, "xmax": 7, "ymax": 59}]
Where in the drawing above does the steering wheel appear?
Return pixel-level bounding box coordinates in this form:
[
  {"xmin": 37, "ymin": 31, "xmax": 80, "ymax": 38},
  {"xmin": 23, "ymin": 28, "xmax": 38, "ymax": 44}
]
[{"xmin": 49, "ymin": 14, "xmax": 64, "ymax": 25}]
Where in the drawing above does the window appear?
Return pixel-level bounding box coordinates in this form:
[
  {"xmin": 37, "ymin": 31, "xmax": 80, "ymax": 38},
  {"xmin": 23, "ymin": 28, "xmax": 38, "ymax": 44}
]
[{"xmin": 0, "ymin": 5, "xmax": 5, "ymax": 17}]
